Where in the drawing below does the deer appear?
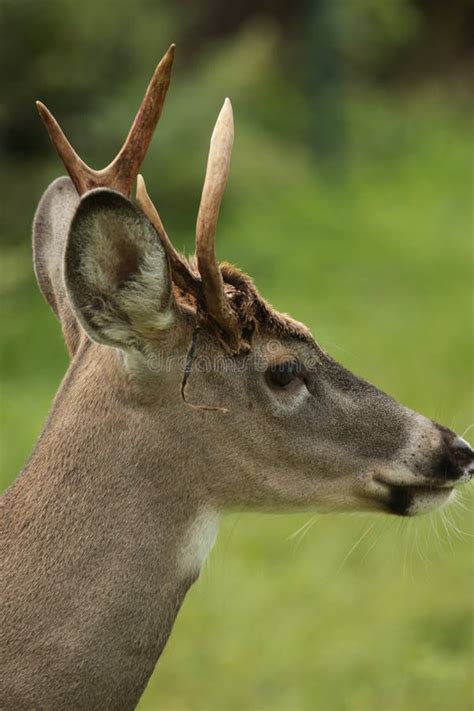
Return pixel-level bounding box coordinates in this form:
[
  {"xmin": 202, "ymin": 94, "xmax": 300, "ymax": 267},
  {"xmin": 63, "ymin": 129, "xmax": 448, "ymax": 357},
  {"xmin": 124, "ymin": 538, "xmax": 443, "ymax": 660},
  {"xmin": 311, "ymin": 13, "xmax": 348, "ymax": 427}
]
[{"xmin": 1, "ymin": 44, "xmax": 473, "ymax": 710}]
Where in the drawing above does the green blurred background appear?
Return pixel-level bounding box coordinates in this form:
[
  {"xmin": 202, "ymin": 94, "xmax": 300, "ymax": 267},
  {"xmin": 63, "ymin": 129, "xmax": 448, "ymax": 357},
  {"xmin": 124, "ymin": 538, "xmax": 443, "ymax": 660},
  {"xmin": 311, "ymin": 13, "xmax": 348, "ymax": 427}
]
[{"xmin": 1, "ymin": 1, "xmax": 473, "ymax": 709}]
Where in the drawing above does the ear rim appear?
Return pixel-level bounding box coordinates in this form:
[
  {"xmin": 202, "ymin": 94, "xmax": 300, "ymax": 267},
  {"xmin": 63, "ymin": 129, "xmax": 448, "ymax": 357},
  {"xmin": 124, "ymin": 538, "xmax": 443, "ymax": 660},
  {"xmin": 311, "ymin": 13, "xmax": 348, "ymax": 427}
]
[
  {"xmin": 64, "ymin": 187, "xmax": 174, "ymax": 350},
  {"xmin": 32, "ymin": 176, "xmax": 83, "ymax": 356}
]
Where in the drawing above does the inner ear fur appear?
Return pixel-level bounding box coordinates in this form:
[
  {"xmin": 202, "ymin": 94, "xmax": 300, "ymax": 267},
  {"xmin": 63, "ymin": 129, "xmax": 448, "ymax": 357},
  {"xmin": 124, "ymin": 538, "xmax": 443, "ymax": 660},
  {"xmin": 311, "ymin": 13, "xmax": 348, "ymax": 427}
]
[{"xmin": 64, "ymin": 188, "xmax": 174, "ymax": 350}]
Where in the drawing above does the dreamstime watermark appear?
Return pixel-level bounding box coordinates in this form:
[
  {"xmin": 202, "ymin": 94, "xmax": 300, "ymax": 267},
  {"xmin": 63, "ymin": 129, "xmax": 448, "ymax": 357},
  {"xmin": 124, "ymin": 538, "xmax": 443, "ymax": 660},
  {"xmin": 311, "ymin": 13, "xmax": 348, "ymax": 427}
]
[{"xmin": 144, "ymin": 339, "xmax": 321, "ymax": 374}]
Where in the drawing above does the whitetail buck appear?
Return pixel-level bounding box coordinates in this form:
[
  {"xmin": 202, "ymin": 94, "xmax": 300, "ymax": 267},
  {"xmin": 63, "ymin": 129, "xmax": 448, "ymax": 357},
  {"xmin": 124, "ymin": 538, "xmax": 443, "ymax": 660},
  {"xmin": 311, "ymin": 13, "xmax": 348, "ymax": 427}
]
[{"xmin": 1, "ymin": 44, "xmax": 473, "ymax": 710}]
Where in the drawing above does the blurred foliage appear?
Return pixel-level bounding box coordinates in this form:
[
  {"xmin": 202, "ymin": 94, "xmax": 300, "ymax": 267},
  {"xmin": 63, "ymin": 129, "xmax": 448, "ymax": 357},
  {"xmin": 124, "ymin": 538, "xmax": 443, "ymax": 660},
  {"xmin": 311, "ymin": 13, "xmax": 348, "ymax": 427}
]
[
  {"xmin": 1, "ymin": 2, "xmax": 473, "ymax": 710},
  {"xmin": 333, "ymin": 0, "xmax": 420, "ymax": 72}
]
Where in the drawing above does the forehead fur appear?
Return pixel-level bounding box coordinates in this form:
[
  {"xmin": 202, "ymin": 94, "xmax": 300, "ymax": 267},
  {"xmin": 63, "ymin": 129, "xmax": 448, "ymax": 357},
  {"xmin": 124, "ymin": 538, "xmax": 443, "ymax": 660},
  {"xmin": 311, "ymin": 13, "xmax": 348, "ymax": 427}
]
[{"xmin": 173, "ymin": 255, "xmax": 314, "ymax": 347}]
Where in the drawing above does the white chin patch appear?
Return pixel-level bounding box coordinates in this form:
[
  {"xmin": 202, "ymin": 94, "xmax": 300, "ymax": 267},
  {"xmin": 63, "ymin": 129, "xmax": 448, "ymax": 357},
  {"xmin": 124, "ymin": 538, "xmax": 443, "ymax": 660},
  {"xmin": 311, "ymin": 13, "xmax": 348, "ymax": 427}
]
[{"xmin": 408, "ymin": 488, "xmax": 455, "ymax": 515}]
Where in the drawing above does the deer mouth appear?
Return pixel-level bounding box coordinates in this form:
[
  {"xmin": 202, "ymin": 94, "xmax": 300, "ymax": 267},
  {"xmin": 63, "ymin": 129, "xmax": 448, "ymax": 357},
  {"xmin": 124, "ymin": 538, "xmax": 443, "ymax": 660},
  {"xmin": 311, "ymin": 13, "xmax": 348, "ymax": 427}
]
[{"xmin": 373, "ymin": 477, "xmax": 455, "ymax": 516}]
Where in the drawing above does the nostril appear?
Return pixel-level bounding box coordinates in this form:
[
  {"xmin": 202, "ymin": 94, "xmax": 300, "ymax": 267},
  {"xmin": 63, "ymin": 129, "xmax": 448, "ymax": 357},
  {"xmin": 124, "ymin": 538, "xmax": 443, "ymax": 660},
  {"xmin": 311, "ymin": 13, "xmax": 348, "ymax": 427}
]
[
  {"xmin": 451, "ymin": 436, "xmax": 474, "ymax": 471},
  {"xmin": 431, "ymin": 426, "xmax": 474, "ymax": 481}
]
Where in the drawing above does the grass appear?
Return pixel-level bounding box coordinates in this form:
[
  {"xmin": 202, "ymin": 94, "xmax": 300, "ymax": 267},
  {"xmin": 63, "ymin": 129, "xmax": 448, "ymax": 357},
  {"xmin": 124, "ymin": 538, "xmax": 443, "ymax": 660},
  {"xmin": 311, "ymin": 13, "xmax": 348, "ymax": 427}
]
[{"xmin": 1, "ymin": 89, "xmax": 473, "ymax": 711}]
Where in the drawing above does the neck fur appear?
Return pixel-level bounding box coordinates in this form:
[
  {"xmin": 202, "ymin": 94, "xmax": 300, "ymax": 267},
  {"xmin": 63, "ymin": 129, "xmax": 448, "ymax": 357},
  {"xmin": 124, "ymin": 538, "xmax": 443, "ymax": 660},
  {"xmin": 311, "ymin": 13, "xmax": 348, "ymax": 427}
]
[{"xmin": 2, "ymin": 343, "xmax": 218, "ymax": 710}]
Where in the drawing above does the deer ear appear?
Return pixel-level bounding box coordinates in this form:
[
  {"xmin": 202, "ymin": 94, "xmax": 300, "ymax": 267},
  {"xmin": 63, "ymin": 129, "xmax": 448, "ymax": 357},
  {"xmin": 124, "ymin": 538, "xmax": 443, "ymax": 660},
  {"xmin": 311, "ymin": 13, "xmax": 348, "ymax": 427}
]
[{"xmin": 65, "ymin": 188, "xmax": 174, "ymax": 349}]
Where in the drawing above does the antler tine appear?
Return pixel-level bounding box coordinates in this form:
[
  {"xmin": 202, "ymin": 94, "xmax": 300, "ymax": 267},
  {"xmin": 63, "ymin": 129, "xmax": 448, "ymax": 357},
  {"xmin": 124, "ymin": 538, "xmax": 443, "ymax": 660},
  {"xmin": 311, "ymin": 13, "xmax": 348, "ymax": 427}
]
[
  {"xmin": 36, "ymin": 44, "xmax": 175, "ymax": 197},
  {"xmin": 136, "ymin": 175, "xmax": 200, "ymax": 294},
  {"xmin": 195, "ymin": 98, "xmax": 240, "ymax": 347},
  {"xmin": 36, "ymin": 101, "xmax": 93, "ymax": 196},
  {"xmin": 106, "ymin": 45, "xmax": 175, "ymax": 195}
]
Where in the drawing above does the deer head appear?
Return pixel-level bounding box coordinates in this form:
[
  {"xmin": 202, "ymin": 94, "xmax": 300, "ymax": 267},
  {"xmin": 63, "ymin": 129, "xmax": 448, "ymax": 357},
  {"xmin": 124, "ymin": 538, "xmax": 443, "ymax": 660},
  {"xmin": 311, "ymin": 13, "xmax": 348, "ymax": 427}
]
[{"xmin": 34, "ymin": 45, "xmax": 473, "ymax": 521}]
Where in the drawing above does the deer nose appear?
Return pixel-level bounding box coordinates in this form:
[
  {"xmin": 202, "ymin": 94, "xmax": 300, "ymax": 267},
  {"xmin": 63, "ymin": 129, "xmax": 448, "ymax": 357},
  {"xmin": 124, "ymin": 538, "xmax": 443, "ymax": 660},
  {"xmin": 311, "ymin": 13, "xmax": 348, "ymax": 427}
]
[
  {"xmin": 451, "ymin": 436, "xmax": 474, "ymax": 478},
  {"xmin": 435, "ymin": 429, "xmax": 474, "ymax": 483}
]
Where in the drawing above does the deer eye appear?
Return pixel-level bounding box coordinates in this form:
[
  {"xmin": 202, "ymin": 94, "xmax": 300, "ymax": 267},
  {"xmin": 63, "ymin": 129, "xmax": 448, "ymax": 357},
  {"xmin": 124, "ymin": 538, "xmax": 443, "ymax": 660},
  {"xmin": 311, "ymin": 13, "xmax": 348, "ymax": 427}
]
[{"xmin": 267, "ymin": 359, "xmax": 300, "ymax": 388}]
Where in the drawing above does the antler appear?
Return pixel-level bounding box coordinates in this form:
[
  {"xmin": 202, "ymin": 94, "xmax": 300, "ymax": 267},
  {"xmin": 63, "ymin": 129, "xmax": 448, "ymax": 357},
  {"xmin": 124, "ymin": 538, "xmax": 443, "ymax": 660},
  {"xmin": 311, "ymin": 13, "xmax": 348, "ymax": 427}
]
[
  {"xmin": 137, "ymin": 99, "xmax": 243, "ymax": 353},
  {"xmin": 41, "ymin": 46, "xmax": 246, "ymax": 353},
  {"xmin": 36, "ymin": 45, "xmax": 175, "ymax": 197},
  {"xmin": 195, "ymin": 98, "xmax": 240, "ymax": 349},
  {"xmin": 136, "ymin": 174, "xmax": 199, "ymax": 295}
]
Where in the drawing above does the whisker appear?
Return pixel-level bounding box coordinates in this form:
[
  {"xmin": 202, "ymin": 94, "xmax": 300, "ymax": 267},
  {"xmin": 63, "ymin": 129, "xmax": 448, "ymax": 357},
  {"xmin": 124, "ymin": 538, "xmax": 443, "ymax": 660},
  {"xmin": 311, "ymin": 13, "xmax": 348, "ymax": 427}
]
[
  {"xmin": 439, "ymin": 510, "xmax": 456, "ymax": 552},
  {"xmin": 460, "ymin": 423, "xmax": 474, "ymax": 439},
  {"xmin": 360, "ymin": 520, "xmax": 387, "ymax": 563},
  {"xmin": 451, "ymin": 488, "xmax": 473, "ymax": 514},
  {"xmin": 287, "ymin": 515, "xmax": 318, "ymax": 542},
  {"xmin": 402, "ymin": 519, "xmax": 411, "ymax": 578},
  {"xmin": 420, "ymin": 520, "xmax": 433, "ymax": 567},
  {"xmin": 433, "ymin": 511, "xmax": 452, "ymax": 549},
  {"xmin": 289, "ymin": 516, "xmax": 319, "ymax": 558},
  {"xmin": 451, "ymin": 496, "xmax": 470, "ymax": 513},
  {"xmin": 429, "ymin": 515, "xmax": 444, "ymax": 555},
  {"xmin": 414, "ymin": 524, "xmax": 428, "ymax": 568},
  {"xmin": 400, "ymin": 519, "xmax": 416, "ymax": 583},
  {"xmin": 409, "ymin": 521, "xmax": 418, "ymax": 583},
  {"xmin": 337, "ymin": 520, "xmax": 376, "ymax": 573},
  {"xmin": 444, "ymin": 502, "xmax": 474, "ymax": 540}
]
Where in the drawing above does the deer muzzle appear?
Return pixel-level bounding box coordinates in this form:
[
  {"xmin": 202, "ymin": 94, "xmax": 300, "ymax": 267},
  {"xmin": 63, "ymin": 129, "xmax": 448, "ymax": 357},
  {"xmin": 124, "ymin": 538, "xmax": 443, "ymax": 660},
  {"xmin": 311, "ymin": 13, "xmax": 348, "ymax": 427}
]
[{"xmin": 362, "ymin": 417, "xmax": 473, "ymax": 516}]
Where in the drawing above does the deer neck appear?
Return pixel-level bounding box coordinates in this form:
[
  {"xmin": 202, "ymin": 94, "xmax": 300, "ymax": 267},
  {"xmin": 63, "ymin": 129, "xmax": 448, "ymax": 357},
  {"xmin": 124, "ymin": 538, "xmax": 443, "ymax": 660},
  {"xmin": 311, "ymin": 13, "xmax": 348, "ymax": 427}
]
[{"xmin": 2, "ymin": 339, "xmax": 218, "ymax": 710}]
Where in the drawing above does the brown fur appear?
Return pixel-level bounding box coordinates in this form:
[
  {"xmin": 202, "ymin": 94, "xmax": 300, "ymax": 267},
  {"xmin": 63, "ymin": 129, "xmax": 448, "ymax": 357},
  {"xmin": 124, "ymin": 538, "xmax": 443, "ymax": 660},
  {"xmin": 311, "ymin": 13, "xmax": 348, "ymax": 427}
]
[{"xmin": 178, "ymin": 256, "xmax": 314, "ymax": 347}]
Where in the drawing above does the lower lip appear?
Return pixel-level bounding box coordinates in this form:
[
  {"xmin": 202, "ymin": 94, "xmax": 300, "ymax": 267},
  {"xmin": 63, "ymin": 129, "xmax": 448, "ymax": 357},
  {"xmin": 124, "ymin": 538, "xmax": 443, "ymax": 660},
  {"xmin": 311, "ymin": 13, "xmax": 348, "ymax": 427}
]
[{"xmin": 374, "ymin": 478, "xmax": 454, "ymax": 516}]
